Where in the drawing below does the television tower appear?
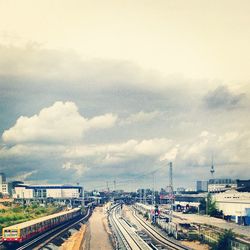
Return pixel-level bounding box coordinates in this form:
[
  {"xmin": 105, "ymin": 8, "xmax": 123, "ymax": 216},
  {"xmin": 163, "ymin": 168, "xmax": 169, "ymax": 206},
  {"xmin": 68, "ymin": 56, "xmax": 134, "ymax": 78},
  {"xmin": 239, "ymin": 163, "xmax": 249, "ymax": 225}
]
[{"xmin": 210, "ymin": 155, "xmax": 215, "ymax": 179}]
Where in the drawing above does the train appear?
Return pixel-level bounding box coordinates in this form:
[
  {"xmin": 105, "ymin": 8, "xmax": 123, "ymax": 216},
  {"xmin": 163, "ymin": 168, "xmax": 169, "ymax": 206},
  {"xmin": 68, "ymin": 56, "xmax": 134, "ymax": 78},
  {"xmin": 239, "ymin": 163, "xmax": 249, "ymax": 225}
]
[{"xmin": 1, "ymin": 207, "xmax": 81, "ymax": 244}]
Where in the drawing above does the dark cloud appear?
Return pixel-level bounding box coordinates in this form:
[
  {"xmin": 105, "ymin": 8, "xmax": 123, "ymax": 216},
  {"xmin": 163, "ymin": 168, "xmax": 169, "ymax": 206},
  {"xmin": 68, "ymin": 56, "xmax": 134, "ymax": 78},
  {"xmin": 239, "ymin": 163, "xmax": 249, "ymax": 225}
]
[{"xmin": 204, "ymin": 85, "xmax": 245, "ymax": 109}]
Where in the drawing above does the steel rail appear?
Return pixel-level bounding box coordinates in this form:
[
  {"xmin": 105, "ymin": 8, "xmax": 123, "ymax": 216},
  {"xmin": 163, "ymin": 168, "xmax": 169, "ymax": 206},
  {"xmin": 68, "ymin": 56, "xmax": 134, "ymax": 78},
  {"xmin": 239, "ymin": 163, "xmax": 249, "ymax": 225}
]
[
  {"xmin": 131, "ymin": 206, "xmax": 190, "ymax": 250},
  {"xmin": 109, "ymin": 204, "xmax": 132, "ymax": 250},
  {"xmin": 110, "ymin": 204, "xmax": 150, "ymax": 250}
]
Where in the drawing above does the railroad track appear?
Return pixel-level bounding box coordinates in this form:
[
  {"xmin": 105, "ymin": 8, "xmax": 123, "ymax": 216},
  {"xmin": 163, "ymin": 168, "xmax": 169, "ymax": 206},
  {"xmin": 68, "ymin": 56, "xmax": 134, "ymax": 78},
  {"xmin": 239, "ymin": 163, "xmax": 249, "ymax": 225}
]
[
  {"xmin": 16, "ymin": 208, "xmax": 91, "ymax": 250},
  {"xmin": 131, "ymin": 206, "xmax": 190, "ymax": 250},
  {"xmin": 109, "ymin": 204, "xmax": 151, "ymax": 250}
]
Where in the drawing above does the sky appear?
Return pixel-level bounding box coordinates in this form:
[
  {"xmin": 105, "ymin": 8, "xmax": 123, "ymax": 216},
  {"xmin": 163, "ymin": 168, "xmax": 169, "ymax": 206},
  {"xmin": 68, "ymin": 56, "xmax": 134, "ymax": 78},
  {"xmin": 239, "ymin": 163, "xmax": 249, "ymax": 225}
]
[{"xmin": 0, "ymin": 0, "xmax": 250, "ymax": 190}]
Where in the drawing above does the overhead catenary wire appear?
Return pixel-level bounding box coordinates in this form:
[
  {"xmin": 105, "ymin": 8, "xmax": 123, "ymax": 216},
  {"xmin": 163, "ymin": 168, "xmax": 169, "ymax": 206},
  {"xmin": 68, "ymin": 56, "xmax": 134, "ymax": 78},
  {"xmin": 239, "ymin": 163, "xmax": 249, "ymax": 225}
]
[{"xmin": 88, "ymin": 164, "xmax": 167, "ymax": 191}]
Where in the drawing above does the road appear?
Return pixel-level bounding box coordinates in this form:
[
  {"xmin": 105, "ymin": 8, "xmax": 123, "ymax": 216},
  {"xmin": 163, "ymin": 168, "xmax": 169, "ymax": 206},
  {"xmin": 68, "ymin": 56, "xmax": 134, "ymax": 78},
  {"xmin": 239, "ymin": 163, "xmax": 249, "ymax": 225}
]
[{"xmin": 82, "ymin": 205, "xmax": 113, "ymax": 250}]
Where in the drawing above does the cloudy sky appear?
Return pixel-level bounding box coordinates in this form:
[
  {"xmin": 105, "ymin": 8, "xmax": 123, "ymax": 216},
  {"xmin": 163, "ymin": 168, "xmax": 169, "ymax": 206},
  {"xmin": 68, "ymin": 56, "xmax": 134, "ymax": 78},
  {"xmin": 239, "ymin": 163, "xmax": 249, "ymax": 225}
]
[{"xmin": 0, "ymin": 0, "xmax": 250, "ymax": 190}]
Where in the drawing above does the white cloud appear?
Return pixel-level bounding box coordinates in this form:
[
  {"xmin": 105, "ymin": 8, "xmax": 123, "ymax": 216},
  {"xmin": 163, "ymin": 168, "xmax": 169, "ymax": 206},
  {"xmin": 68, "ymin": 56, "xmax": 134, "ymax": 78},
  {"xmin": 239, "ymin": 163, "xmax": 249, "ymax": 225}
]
[
  {"xmin": 0, "ymin": 144, "xmax": 66, "ymax": 158},
  {"xmin": 88, "ymin": 113, "xmax": 118, "ymax": 130},
  {"xmin": 2, "ymin": 101, "xmax": 117, "ymax": 144},
  {"xmin": 135, "ymin": 138, "xmax": 172, "ymax": 156},
  {"xmin": 64, "ymin": 138, "xmax": 174, "ymax": 165},
  {"xmin": 160, "ymin": 146, "xmax": 179, "ymax": 162},
  {"xmin": 62, "ymin": 161, "xmax": 88, "ymax": 176}
]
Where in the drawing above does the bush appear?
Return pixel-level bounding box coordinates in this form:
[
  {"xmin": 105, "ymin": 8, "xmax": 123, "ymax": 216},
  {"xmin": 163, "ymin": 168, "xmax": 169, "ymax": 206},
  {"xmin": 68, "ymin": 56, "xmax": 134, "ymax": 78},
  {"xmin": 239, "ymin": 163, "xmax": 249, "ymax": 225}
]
[
  {"xmin": 32, "ymin": 203, "xmax": 38, "ymax": 209},
  {"xmin": 215, "ymin": 229, "xmax": 235, "ymax": 250},
  {"xmin": 12, "ymin": 207, "xmax": 23, "ymax": 213}
]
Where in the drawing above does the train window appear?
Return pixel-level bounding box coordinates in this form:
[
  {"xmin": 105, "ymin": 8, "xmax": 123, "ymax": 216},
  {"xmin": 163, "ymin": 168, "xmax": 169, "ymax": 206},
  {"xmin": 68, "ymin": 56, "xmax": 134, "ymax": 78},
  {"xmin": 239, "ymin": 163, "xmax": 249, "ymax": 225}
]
[
  {"xmin": 11, "ymin": 230, "xmax": 18, "ymax": 237},
  {"xmin": 4, "ymin": 230, "xmax": 11, "ymax": 237}
]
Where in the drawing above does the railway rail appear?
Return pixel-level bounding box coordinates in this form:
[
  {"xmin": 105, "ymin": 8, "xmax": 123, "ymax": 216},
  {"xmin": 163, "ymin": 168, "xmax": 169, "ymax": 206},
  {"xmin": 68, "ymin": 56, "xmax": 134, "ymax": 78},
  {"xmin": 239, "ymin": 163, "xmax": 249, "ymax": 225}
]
[
  {"xmin": 14, "ymin": 208, "xmax": 91, "ymax": 250},
  {"xmin": 109, "ymin": 204, "xmax": 151, "ymax": 250},
  {"xmin": 131, "ymin": 206, "xmax": 190, "ymax": 250}
]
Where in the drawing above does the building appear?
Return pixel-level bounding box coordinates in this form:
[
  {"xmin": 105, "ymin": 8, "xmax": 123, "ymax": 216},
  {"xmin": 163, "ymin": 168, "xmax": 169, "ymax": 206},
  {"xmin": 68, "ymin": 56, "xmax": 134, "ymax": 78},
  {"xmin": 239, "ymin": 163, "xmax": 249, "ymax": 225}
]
[
  {"xmin": 0, "ymin": 173, "xmax": 6, "ymax": 194},
  {"xmin": 213, "ymin": 190, "xmax": 250, "ymax": 225},
  {"xmin": 174, "ymin": 193, "xmax": 207, "ymax": 212},
  {"xmin": 196, "ymin": 180, "xmax": 208, "ymax": 192},
  {"xmin": 0, "ymin": 173, "xmax": 6, "ymax": 184},
  {"xmin": 208, "ymin": 178, "xmax": 237, "ymax": 192},
  {"xmin": 237, "ymin": 179, "xmax": 250, "ymax": 192},
  {"xmin": 13, "ymin": 184, "xmax": 83, "ymax": 200},
  {"xmin": 1, "ymin": 183, "xmax": 12, "ymax": 195}
]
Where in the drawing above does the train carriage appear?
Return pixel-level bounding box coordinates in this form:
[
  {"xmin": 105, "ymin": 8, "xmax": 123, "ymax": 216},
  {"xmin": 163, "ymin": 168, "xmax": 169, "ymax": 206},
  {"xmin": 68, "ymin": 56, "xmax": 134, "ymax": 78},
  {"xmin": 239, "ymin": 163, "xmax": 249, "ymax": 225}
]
[{"xmin": 2, "ymin": 208, "xmax": 81, "ymax": 243}]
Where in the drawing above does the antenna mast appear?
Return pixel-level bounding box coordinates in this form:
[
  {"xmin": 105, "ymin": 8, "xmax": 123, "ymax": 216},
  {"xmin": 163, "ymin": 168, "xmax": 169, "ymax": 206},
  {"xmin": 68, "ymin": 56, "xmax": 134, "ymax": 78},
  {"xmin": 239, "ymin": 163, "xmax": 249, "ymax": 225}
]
[{"xmin": 210, "ymin": 155, "xmax": 215, "ymax": 179}]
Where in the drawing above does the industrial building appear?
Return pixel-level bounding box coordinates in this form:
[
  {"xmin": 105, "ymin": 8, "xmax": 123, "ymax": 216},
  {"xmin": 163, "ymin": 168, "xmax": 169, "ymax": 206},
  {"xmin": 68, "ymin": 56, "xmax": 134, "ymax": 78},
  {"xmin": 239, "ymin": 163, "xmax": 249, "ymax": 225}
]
[
  {"xmin": 13, "ymin": 184, "xmax": 83, "ymax": 201},
  {"xmin": 208, "ymin": 178, "xmax": 250, "ymax": 193},
  {"xmin": 196, "ymin": 180, "xmax": 208, "ymax": 192},
  {"xmin": 213, "ymin": 190, "xmax": 250, "ymax": 225},
  {"xmin": 208, "ymin": 178, "xmax": 237, "ymax": 192}
]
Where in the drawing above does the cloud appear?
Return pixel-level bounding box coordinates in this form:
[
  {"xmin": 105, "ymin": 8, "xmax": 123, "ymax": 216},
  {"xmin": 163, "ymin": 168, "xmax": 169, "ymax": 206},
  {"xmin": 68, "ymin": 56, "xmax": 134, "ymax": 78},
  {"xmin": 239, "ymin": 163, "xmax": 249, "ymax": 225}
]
[
  {"xmin": 2, "ymin": 101, "xmax": 117, "ymax": 144},
  {"xmin": 64, "ymin": 138, "xmax": 174, "ymax": 164},
  {"xmin": 62, "ymin": 161, "xmax": 88, "ymax": 176},
  {"xmin": 88, "ymin": 113, "xmax": 118, "ymax": 130},
  {"xmin": 204, "ymin": 85, "xmax": 245, "ymax": 109},
  {"xmin": 120, "ymin": 111, "xmax": 161, "ymax": 125},
  {"xmin": 160, "ymin": 146, "xmax": 179, "ymax": 162},
  {"xmin": 9, "ymin": 170, "xmax": 38, "ymax": 182},
  {"xmin": 0, "ymin": 43, "xmax": 250, "ymax": 188}
]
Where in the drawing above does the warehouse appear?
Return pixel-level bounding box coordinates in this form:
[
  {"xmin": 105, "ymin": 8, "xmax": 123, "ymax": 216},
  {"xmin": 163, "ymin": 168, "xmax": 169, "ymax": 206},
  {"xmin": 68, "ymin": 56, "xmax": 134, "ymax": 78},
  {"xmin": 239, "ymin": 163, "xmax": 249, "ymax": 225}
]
[
  {"xmin": 13, "ymin": 184, "xmax": 83, "ymax": 204},
  {"xmin": 213, "ymin": 190, "xmax": 250, "ymax": 225}
]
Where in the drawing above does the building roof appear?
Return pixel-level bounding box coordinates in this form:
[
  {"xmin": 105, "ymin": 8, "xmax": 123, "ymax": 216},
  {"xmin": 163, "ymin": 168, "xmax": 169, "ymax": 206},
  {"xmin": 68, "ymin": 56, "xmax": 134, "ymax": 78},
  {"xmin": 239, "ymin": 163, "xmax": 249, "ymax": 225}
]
[{"xmin": 16, "ymin": 184, "xmax": 82, "ymax": 189}]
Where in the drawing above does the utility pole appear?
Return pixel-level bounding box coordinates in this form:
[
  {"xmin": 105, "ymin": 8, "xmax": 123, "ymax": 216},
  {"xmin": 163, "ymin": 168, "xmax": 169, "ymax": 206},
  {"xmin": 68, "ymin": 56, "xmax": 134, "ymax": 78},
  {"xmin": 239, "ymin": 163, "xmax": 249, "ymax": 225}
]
[
  {"xmin": 168, "ymin": 162, "xmax": 174, "ymax": 222},
  {"xmin": 143, "ymin": 188, "xmax": 146, "ymax": 204},
  {"xmin": 106, "ymin": 181, "xmax": 110, "ymax": 193},
  {"xmin": 152, "ymin": 173, "xmax": 155, "ymax": 205}
]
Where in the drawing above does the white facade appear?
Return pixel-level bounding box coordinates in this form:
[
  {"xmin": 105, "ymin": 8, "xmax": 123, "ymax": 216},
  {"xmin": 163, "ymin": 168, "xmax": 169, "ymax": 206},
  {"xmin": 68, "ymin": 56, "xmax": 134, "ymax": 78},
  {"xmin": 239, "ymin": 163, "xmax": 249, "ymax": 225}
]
[
  {"xmin": 13, "ymin": 184, "xmax": 83, "ymax": 199},
  {"xmin": 14, "ymin": 186, "xmax": 33, "ymax": 198},
  {"xmin": 1, "ymin": 183, "xmax": 12, "ymax": 195},
  {"xmin": 213, "ymin": 190, "xmax": 250, "ymax": 217}
]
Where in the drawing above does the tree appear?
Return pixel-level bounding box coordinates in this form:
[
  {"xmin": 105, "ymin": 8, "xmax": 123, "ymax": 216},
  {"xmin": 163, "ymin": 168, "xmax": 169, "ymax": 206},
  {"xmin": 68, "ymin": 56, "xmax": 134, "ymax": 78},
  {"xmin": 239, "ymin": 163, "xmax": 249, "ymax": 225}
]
[
  {"xmin": 207, "ymin": 193, "xmax": 221, "ymax": 217},
  {"xmin": 215, "ymin": 229, "xmax": 235, "ymax": 250},
  {"xmin": 199, "ymin": 198, "xmax": 206, "ymax": 213}
]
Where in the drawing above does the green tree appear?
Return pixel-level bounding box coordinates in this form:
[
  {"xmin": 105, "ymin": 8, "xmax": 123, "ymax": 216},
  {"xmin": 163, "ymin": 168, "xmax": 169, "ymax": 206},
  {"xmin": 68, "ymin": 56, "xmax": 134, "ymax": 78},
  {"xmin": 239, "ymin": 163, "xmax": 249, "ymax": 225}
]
[
  {"xmin": 207, "ymin": 193, "xmax": 221, "ymax": 217},
  {"xmin": 215, "ymin": 229, "xmax": 235, "ymax": 250},
  {"xmin": 199, "ymin": 198, "xmax": 206, "ymax": 213}
]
